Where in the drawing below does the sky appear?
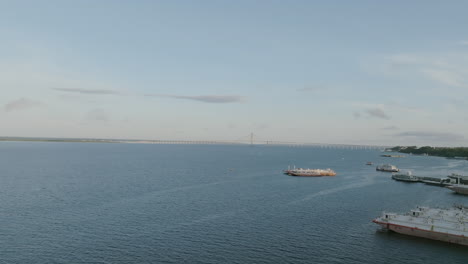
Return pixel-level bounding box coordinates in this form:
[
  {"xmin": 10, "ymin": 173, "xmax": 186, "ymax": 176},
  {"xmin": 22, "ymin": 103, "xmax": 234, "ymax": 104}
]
[{"xmin": 1, "ymin": 0, "xmax": 468, "ymax": 146}]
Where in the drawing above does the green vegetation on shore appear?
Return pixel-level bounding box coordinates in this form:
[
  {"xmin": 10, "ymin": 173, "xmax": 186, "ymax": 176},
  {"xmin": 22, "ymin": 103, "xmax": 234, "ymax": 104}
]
[{"xmin": 389, "ymin": 146, "xmax": 468, "ymax": 159}]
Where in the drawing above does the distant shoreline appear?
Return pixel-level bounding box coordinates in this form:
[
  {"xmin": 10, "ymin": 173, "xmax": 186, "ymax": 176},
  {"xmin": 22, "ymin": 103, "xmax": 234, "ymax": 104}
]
[
  {"xmin": 0, "ymin": 137, "xmax": 391, "ymax": 148},
  {"xmin": 389, "ymin": 146, "xmax": 468, "ymax": 159},
  {"xmin": 0, "ymin": 137, "xmax": 241, "ymax": 145},
  {"xmin": 0, "ymin": 137, "xmax": 125, "ymax": 143}
]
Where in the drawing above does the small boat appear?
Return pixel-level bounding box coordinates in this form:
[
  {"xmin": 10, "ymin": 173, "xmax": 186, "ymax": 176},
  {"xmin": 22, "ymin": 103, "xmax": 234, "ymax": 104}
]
[
  {"xmin": 366, "ymin": 162, "xmax": 373, "ymax": 165},
  {"xmin": 381, "ymin": 154, "xmax": 405, "ymax": 158},
  {"xmin": 376, "ymin": 164, "xmax": 399, "ymax": 172},
  {"xmin": 391, "ymin": 171, "xmax": 419, "ymax": 182}
]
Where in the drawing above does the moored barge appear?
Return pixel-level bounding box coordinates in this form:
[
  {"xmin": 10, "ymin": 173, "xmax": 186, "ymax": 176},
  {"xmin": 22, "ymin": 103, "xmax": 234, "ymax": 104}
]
[{"xmin": 373, "ymin": 206, "xmax": 468, "ymax": 246}]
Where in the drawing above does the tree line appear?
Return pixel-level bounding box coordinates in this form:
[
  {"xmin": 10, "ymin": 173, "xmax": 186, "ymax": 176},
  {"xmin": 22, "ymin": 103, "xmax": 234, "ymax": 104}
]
[{"xmin": 389, "ymin": 146, "xmax": 468, "ymax": 158}]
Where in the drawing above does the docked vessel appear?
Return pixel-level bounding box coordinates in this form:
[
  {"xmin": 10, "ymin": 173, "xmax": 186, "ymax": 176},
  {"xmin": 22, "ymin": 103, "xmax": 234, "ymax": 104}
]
[
  {"xmin": 381, "ymin": 154, "xmax": 405, "ymax": 158},
  {"xmin": 284, "ymin": 166, "xmax": 336, "ymax": 177},
  {"xmin": 373, "ymin": 206, "xmax": 468, "ymax": 246},
  {"xmin": 391, "ymin": 171, "xmax": 419, "ymax": 182},
  {"xmin": 376, "ymin": 164, "xmax": 399, "ymax": 172},
  {"xmin": 421, "ymin": 179, "xmax": 451, "ymax": 187},
  {"xmin": 446, "ymin": 184, "xmax": 468, "ymax": 195},
  {"xmin": 420, "ymin": 174, "xmax": 465, "ymax": 187}
]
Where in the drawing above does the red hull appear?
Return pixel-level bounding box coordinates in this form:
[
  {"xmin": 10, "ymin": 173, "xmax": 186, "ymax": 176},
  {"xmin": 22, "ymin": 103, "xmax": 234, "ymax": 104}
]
[{"xmin": 373, "ymin": 219, "xmax": 468, "ymax": 246}]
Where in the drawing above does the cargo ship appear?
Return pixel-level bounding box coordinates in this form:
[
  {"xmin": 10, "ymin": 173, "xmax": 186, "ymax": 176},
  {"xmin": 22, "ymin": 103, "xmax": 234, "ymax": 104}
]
[
  {"xmin": 284, "ymin": 166, "xmax": 336, "ymax": 177},
  {"xmin": 376, "ymin": 164, "xmax": 399, "ymax": 172},
  {"xmin": 373, "ymin": 206, "xmax": 468, "ymax": 246}
]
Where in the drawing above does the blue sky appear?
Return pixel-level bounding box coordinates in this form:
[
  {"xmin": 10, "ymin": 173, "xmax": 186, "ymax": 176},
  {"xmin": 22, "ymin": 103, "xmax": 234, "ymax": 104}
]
[{"xmin": 1, "ymin": 0, "xmax": 468, "ymax": 146}]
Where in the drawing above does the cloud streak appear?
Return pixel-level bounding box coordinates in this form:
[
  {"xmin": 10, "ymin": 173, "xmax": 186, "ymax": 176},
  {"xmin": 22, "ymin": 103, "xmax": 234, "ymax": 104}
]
[
  {"xmin": 52, "ymin": 88, "xmax": 246, "ymax": 104},
  {"xmin": 52, "ymin": 88, "xmax": 120, "ymax": 95},
  {"xmin": 421, "ymin": 69, "xmax": 464, "ymax": 87},
  {"xmin": 145, "ymin": 94, "xmax": 245, "ymax": 103},
  {"xmin": 4, "ymin": 98, "xmax": 44, "ymax": 112},
  {"xmin": 365, "ymin": 108, "xmax": 390, "ymax": 119},
  {"xmin": 382, "ymin": 126, "xmax": 399, "ymax": 130},
  {"xmin": 376, "ymin": 52, "xmax": 468, "ymax": 89},
  {"xmin": 296, "ymin": 86, "xmax": 324, "ymax": 92},
  {"xmin": 353, "ymin": 112, "xmax": 361, "ymax": 119}
]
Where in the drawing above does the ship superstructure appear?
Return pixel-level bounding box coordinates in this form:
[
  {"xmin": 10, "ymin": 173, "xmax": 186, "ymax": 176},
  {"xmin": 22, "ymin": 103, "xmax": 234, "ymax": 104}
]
[
  {"xmin": 376, "ymin": 164, "xmax": 399, "ymax": 172},
  {"xmin": 373, "ymin": 206, "xmax": 468, "ymax": 246}
]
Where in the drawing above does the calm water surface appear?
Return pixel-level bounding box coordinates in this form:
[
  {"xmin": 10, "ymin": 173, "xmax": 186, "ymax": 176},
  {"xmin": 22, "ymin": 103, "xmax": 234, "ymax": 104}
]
[{"xmin": 1, "ymin": 142, "xmax": 468, "ymax": 263}]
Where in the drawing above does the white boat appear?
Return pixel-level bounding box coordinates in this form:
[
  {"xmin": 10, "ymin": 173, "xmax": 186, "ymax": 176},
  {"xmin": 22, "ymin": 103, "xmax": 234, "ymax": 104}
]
[
  {"xmin": 373, "ymin": 206, "xmax": 468, "ymax": 246},
  {"xmin": 376, "ymin": 164, "xmax": 399, "ymax": 172},
  {"xmin": 446, "ymin": 184, "xmax": 468, "ymax": 195}
]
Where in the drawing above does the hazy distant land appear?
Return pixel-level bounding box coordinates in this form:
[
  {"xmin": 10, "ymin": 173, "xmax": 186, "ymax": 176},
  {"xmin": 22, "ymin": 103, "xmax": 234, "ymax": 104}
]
[
  {"xmin": 0, "ymin": 137, "xmax": 240, "ymax": 145},
  {"xmin": 0, "ymin": 137, "xmax": 141, "ymax": 144}
]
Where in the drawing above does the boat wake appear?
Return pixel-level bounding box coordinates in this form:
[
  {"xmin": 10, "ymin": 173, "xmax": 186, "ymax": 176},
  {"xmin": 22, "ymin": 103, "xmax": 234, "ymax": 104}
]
[{"xmin": 290, "ymin": 176, "xmax": 376, "ymax": 204}]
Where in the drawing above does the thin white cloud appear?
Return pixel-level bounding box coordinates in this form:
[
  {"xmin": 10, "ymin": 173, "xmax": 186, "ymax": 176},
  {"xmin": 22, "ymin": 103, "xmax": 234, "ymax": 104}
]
[
  {"xmin": 296, "ymin": 86, "xmax": 325, "ymax": 92},
  {"xmin": 145, "ymin": 94, "xmax": 246, "ymax": 103},
  {"xmin": 372, "ymin": 52, "xmax": 468, "ymax": 89},
  {"xmin": 457, "ymin": 40, "xmax": 468, "ymax": 46},
  {"xmin": 382, "ymin": 126, "xmax": 399, "ymax": 130},
  {"xmin": 4, "ymin": 98, "xmax": 44, "ymax": 112},
  {"xmin": 420, "ymin": 69, "xmax": 464, "ymax": 87},
  {"xmin": 52, "ymin": 88, "xmax": 120, "ymax": 95}
]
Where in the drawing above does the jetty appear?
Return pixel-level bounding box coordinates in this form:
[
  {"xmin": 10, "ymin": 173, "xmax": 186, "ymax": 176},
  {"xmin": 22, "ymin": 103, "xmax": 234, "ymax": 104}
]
[{"xmin": 391, "ymin": 173, "xmax": 468, "ymax": 187}]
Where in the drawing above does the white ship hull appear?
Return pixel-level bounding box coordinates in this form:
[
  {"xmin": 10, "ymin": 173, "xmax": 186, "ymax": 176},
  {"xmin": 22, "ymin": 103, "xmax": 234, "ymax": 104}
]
[
  {"xmin": 446, "ymin": 185, "xmax": 468, "ymax": 195},
  {"xmin": 373, "ymin": 219, "xmax": 468, "ymax": 246}
]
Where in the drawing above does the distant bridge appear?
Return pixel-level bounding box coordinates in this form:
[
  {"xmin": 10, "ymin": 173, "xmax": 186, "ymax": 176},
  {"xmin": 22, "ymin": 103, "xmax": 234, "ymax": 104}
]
[
  {"xmin": 0, "ymin": 135, "xmax": 393, "ymax": 150},
  {"xmin": 126, "ymin": 133, "xmax": 392, "ymax": 150},
  {"xmin": 131, "ymin": 141, "xmax": 390, "ymax": 150}
]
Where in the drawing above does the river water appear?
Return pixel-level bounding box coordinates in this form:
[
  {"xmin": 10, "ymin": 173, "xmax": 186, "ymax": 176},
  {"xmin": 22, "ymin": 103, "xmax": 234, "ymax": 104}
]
[{"xmin": 1, "ymin": 142, "xmax": 467, "ymax": 263}]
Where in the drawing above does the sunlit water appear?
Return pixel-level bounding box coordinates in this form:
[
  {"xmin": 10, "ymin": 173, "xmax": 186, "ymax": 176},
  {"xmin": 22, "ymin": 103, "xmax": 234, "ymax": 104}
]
[{"xmin": 1, "ymin": 142, "xmax": 467, "ymax": 263}]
